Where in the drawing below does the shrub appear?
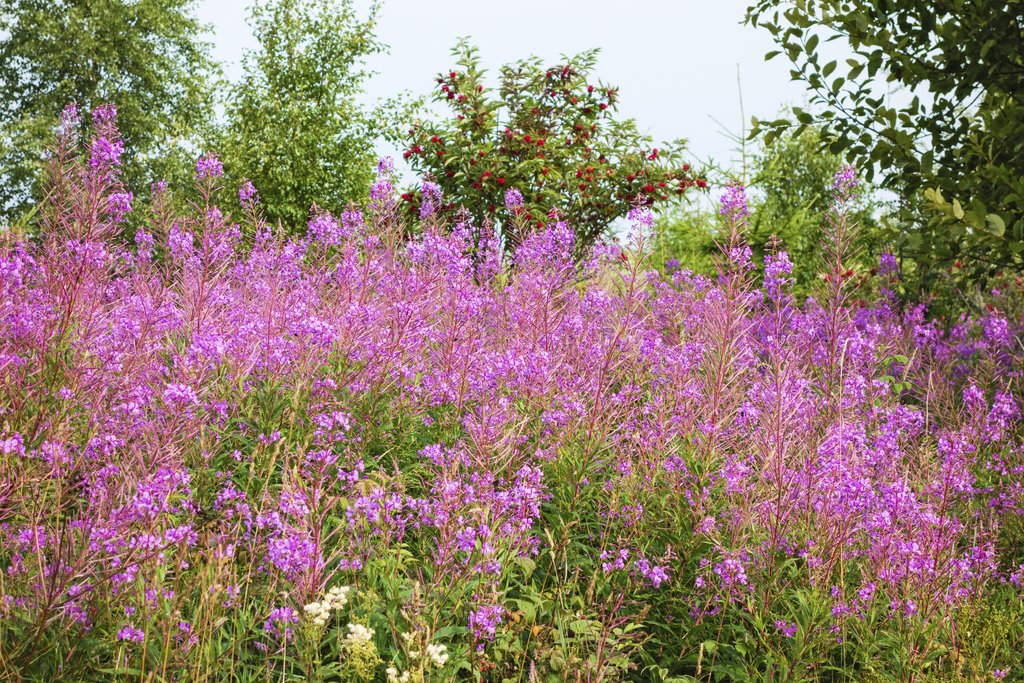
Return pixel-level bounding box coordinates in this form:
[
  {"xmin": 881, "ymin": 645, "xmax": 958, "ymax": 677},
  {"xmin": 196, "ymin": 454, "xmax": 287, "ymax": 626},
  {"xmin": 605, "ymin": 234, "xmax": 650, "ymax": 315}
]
[{"xmin": 401, "ymin": 41, "xmax": 706, "ymax": 249}]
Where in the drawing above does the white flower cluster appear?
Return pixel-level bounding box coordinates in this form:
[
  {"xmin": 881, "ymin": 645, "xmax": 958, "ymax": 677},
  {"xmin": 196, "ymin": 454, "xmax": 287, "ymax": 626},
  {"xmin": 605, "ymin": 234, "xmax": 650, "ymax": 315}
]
[
  {"xmin": 388, "ymin": 636, "xmax": 448, "ymax": 681},
  {"xmin": 425, "ymin": 643, "xmax": 449, "ymax": 667},
  {"xmin": 385, "ymin": 666, "xmax": 410, "ymax": 683},
  {"xmin": 303, "ymin": 585, "xmax": 351, "ymax": 627},
  {"xmin": 344, "ymin": 623, "xmax": 375, "ymax": 645}
]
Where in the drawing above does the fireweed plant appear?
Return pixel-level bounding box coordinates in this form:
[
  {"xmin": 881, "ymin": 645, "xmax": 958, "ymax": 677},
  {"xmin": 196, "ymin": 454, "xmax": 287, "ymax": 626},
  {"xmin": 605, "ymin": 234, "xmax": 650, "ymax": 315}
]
[{"xmin": 1, "ymin": 107, "xmax": 1023, "ymax": 682}]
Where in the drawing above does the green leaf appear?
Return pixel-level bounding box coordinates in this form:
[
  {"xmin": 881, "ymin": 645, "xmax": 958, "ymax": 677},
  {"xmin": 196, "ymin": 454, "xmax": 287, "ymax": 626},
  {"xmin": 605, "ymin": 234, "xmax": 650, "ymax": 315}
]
[
  {"xmin": 433, "ymin": 625, "xmax": 470, "ymax": 640},
  {"xmin": 985, "ymin": 213, "xmax": 1006, "ymax": 236}
]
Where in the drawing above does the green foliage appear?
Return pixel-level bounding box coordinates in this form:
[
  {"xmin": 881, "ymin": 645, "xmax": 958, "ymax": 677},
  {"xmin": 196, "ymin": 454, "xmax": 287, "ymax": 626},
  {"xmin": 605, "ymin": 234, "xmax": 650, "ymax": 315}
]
[
  {"xmin": 652, "ymin": 201, "xmax": 719, "ymax": 275},
  {"xmin": 401, "ymin": 41, "xmax": 705, "ymax": 247},
  {"xmin": 0, "ymin": 0, "xmax": 218, "ymax": 222},
  {"xmin": 218, "ymin": 0, "xmax": 398, "ymax": 231},
  {"xmin": 750, "ymin": 124, "xmax": 889, "ymax": 291},
  {"xmin": 655, "ymin": 123, "xmax": 889, "ymax": 293},
  {"xmin": 746, "ymin": 0, "xmax": 1024, "ymax": 286}
]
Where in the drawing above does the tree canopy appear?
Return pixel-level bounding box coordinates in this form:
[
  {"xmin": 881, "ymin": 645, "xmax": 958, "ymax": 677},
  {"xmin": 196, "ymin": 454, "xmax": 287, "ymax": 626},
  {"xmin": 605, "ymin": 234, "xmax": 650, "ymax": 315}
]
[
  {"xmin": 0, "ymin": 0, "xmax": 218, "ymax": 222},
  {"xmin": 747, "ymin": 0, "xmax": 1024, "ymax": 283}
]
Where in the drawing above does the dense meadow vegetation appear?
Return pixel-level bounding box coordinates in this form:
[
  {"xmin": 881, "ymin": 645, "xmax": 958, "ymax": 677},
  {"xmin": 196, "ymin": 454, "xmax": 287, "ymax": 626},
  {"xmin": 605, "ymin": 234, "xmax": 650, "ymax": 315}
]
[
  {"xmin": 3, "ymin": 1, "xmax": 1024, "ymax": 681},
  {"xmin": 2, "ymin": 103, "xmax": 1023, "ymax": 683}
]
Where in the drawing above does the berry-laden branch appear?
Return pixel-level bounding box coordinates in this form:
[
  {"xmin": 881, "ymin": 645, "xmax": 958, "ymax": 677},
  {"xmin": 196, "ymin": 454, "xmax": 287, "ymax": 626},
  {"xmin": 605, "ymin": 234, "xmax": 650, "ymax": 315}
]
[{"xmin": 401, "ymin": 40, "xmax": 706, "ymax": 249}]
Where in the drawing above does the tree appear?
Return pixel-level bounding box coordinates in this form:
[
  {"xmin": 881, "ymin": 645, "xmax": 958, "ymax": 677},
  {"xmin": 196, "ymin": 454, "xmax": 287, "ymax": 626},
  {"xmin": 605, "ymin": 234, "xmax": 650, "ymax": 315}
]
[
  {"xmin": 401, "ymin": 41, "xmax": 705, "ymax": 248},
  {"xmin": 218, "ymin": 0, "xmax": 396, "ymax": 230},
  {"xmin": 0, "ymin": 0, "xmax": 218, "ymax": 223},
  {"xmin": 746, "ymin": 0, "xmax": 1024, "ymax": 284}
]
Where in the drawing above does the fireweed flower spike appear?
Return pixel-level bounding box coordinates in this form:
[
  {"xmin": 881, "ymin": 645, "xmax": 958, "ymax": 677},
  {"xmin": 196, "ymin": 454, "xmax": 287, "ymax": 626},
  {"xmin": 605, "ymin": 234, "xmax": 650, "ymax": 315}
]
[
  {"xmin": 371, "ymin": 157, "xmax": 396, "ymax": 200},
  {"xmin": 239, "ymin": 180, "xmax": 259, "ymax": 208},
  {"xmin": 504, "ymin": 188, "xmax": 524, "ymax": 211},
  {"xmin": 833, "ymin": 163, "xmax": 859, "ymax": 199},
  {"xmin": 196, "ymin": 153, "xmax": 224, "ymax": 180},
  {"xmin": 763, "ymin": 250, "xmax": 794, "ymax": 299},
  {"xmin": 719, "ymin": 183, "xmax": 750, "ymax": 223},
  {"xmin": 58, "ymin": 102, "xmax": 80, "ymax": 139},
  {"xmin": 420, "ymin": 181, "xmax": 442, "ymax": 219},
  {"xmin": 107, "ymin": 192, "xmax": 133, "ymax": 223},
  {"xmin": 89, "ymin": 105, "xmax": 124, "ymax": 172}
]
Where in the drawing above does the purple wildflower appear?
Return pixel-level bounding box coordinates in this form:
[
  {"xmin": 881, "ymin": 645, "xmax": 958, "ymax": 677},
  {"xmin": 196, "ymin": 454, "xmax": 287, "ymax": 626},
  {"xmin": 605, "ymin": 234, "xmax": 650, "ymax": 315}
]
[
  {"xmin": 196, "ymin": 153, "xmax": 223, "ymax": 180},
  {"xmin": 239, "ymin": 181, "xmax": 259, "ymax": 207},
  {"xmin": 420, "ymin": 181, "xmax": 442, "ymax": 219},
  {"xmin": 117, "ymin": 626, "xmax": 145, "ymax": 643},
  {"xmin": 504, "ymin": 188, "xmax": 524, "ymax": 211},
  {"xmin": 719, "ymin": 183, "xmax": 750, "ymax": 222},
  {"xmin": 107, "ymin": 192, "xmax": 133, "ymax": 222},
  {"xmin": 263, "ymin": 606, "xmax": 299, "ymax": 641}
]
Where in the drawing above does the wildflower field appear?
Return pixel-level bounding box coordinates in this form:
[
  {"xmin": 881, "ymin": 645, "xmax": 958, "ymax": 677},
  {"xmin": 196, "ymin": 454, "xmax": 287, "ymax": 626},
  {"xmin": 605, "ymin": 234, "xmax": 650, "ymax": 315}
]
[{"xmin": 1, "ymin": 107, "xmax": 1023, "ymax": 683}]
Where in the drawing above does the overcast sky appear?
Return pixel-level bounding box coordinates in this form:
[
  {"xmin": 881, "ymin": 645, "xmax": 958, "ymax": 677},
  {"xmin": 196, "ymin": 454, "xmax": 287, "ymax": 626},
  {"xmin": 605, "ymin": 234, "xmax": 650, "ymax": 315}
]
[{"xmin": 196, "ymin": 0, "xmax": 814, "ymax": 178}]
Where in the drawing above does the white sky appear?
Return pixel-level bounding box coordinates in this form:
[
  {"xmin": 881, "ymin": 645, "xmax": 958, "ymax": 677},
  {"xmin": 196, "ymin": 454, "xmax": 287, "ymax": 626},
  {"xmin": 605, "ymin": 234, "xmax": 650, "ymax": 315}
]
[{"xmin": 196, "ymin": 0, "xmax": 815, "ymax": 179}]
